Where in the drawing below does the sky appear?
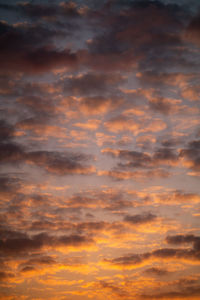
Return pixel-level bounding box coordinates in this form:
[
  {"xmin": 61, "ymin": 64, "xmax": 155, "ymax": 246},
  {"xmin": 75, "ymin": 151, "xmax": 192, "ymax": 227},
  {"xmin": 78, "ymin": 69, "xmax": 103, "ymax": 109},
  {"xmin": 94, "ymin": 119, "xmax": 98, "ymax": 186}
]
[{"xmin": 0, "ymin": 0, "xmax": 200, "ymax": 299}]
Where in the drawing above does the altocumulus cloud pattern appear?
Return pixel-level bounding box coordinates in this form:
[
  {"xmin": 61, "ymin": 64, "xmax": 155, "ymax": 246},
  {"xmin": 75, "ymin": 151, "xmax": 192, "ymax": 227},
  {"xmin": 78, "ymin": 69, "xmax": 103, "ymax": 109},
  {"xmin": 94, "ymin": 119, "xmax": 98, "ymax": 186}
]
[{"xmin": 0, "ymin": 0, "xmax": 200, "ymax": 299}]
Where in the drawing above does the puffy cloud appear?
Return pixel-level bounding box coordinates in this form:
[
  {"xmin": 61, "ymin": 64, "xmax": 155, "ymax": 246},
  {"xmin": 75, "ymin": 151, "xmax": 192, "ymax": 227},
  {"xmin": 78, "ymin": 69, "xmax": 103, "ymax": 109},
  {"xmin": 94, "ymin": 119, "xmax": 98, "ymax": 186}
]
[
  {"xmin": 166, "ymin": 234, "xmax": 200, "ymax": 251},
  {"xmin": 0, "ymin": 230, "xmax": 94, "ymax": 256},
  {"xmin": 181, "ymin": 85, "xmax": 200, "ymax": 101},
  {"xmin": 0, "ymin": 119, "xmax": 95, "ymax": 175},
  {"xmin": 101, "ymin": 147, "xmax": 178, "ymax": 181},
  {"xmin": 0, "ymin": 175, "xmax": 21, "ymax": 199},
  {"xmin": 0, "ymin": 143, "xmax": 95, "ymax": 176},
  {"xmin": 143, "ymin": 267, "xmax": 170, "ymax": 276},
  {"xmin": 104, "ymin": 244, "xmax": 200, "ymax": 269},
  {"xmin": 140, "ymin": 285, "xmax": 200, "ymax": 299},
  {"xmin": 184, "ymin": 11, "xmax": 200, "ymax": 46},
  {"xmin": 98, "ymin": 168, "xmax": 170, "ymax": 181},
  {"xmin": 16, "ymin": 119, "xmax": 68, "ymax": 139},
  {"xmin": 0, "ymin": 271, "xmax": 15, "ymax": 282},
  {"xmin": 62, "ymin": 72, "xmax": 124, "ymax": 96},
  {"xmin": 104, "ymin": 115, "xmax": 166, "ymax": 135},
  {"xmin": 78, "ymin": 96, "xmax": 123, "ymax": 115},
  {"xmin": 154, "ymin": 190, "xmax": 200, "ymax": 205},
  {"xmin": 0, "ymin": 1, "xmax": 84, "ymax": 21},
  {"xmin": 0, "ymin": 21, "xmax": 78, "ymax": 74},
  {"xmin": 179, "ymin": 139, "xmax": 200, "ymax": 174},
  {"xmin": 124, "ymin": 213, "xmax": 157, "ymax": 225},
  {"xmin": 0, "ymin": 0, "xmax": 199, "ymax": 298},
  {"xmin": 74, "ymin": 119, "xmax": 101, "ymax": 130},
  {"xmin": 84, "ymin": 0, "xmax": 188, "ymax": 73},
  {"xmin": 104, "ymin": 147, "xmax": 178, "ymax": 166}
]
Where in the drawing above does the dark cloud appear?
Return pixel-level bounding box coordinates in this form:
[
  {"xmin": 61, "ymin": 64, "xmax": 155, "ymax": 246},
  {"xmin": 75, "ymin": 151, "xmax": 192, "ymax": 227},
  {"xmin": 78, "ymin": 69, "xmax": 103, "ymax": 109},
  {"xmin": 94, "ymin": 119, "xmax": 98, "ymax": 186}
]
[
  {"xmin": 179, "ymin": 139, "xmax": 200, "ymax": 172},
  {"xmin": 0, "ymin": 21, "xmax": 78, "ymax": 74},
  {"xmin": 18, "ymin": 255, "xmax": 57, "ymax": 274},
  {"xmin": 153, "ymin": 147, "xmax": 178, "ymax": 163},
  {"xmin": 17, "ymin": 96, "xmax": 58, "ymax": 115},
  {"xmin": 0, "ymin": 142, "xmax": 25, "ymax": 164},
  {"xmin": 0, "ymin": 120, "xmax": 95, "ymax": 175},
  {"xmin": 0, "ymin": 271, "xmax": 15, "ymax": 282},
  {"xmin": 79, "ymin": 95, "xmax": 123, "ymax": 115},
  {"xmin": 20, "ymin": 266, "xmax": 36, "ymax": 273},
  {"xmin": 102, "ymin": 148, "xmax": 178, "ymax": 178},
  {"xmin": 116, "ymin": 150, "xmax": 152, "ymax": 168},
  {"xmin": 124, "ymin": 213, "xmax": 157, "ymax": 224},
  {"xmin": 104, "ymin": 234, "xmax": 200, "ymax": 266},
  {"xmin": 84, "ymin": 0, "xmax": 189, "ymax": 73},
  {"xmin": 0, "ymin": 230, "xmax": 94, "ymax": 256},
  {"xmin": 185, "ymin": 11, "xmax": 200, "ymax": 45},
  {"xmin": 0, "ymin": 0, "xmax": 199, "ymax": 297},
  {"xmin": 144, "ymin": 267, "xmax": 170, "ymax": 276},
  {"xmin": 158, "ymin": 190, "xmax": 200, "ymax": 204},
  {"xmin": 140, "ymin": 285, "xmax": 200, "ymax": 299},
  {"xmin": 0, "ymin": 147, "xmax": 95, "ymax": 176},
  {"xmin": 166, "ymin": 234, "xmax": 200, "ymax": 251},
  {"xmin": 0, "ymin": 175, "xmax": 21, "ymax": 197},
  {"xmin": 160, "ymin": 136, "xmax": 184, "ymax": 148},
  {"xmin": 0, "ymin": 119, "xmax": 15, "ymax": 142},
  {"xmin": 0, "ymin": 2, "xmax": 83, "ymax": 20},
  {"xmin": 65, "ymin": 189, "xmax": 134, "ymax": 211},
  {"xmin": 26, "ymin": 150, "xmax": 95, "ymax": 175},
  {"xmin": 98, "ymin": 280, "xmax": 128, "ymax": 298},
  {"xmin": 62, "ymin": 72, "xmax": 124, "ymax": 96}
]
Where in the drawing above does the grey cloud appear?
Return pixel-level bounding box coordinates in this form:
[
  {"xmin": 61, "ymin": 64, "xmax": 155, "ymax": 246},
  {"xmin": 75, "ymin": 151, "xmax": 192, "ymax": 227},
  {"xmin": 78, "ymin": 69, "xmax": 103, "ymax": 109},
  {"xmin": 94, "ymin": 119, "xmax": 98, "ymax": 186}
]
[{"xmin": 124, "ymin": 213, "xmax": 157, "ymax": 224}]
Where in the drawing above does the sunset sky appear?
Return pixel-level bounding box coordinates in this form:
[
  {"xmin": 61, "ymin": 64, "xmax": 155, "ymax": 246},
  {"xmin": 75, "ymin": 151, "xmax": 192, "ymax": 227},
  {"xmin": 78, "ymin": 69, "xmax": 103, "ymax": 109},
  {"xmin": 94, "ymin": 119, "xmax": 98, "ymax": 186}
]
[{"xmin": 0, "ymin": 0, "xmax": 200, "ymax": 299}]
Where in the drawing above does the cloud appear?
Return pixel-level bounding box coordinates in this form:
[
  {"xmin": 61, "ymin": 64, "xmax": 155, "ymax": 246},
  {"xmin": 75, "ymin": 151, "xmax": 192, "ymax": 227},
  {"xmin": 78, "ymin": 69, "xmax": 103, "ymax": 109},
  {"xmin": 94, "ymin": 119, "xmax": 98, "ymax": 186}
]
[
  {"xmin": 103, "ymin": 234, "xmax": 200, "ymax": 268},
  {"xmin": 166, "ymin": 234, "xmax": 200, "ymax": 251},
  {"xmin": 155, "ymin": 190, "xmax": 200, "ymax": 205},
  {"xmin": 0, "ymin": 145, "xmax": 96, "ymax": 176},
  {"xmin": 181, "ymin": 85, "xmax": 200, "ymax": 101},
  {"xmin": 0, "ymin": 141, "xmax": 25, "ymax": 164},
  {"xmin": 184, "ymin": 11, "xmax": 200, "ymax": 46},
  {"xmin": 124, "ymin": 213, "xmax": 157, "ymax": 225},
  {"xmin": 16, "ymin": 119, "xmax": 68, "ymax": 139},
  {"xmin": 0, "ymin": 230, "xmax": 94, "ymax": 256},
  {"xmin": 17, "ymin": 96, "xmax": 58, "ymax": 115},
  {"xmin": 179, "ymin": 139, "xmax": 200, "ymax": 174},
  {"xmin": 64, "ymin": 188, "xmax": 135, "ymax": 211},
  {"xmin": 0, "ymin": 120, "xmax": 95, "ymax": 175},
  {"xmin": 104, "ymin": 115, "xmax": 166, "ymax": 135},
  {"xmin": 78, "ymin": 96, "xmax": 123, "ymax": 115},
  {"xmin": 74, "ymin": 119, "xmax": 101, "ymax": 130},
  {"xmin": 84, "ymin": 0, "xmax": 187, "ymax": 73},
  {"xmin": 0, "ymin": 2, "xmax": 84, "ymax": 21},
  {"xmin": 26, "ymin": 150, "xmax": 96, "ymax": 175},
  {"xmin": 0, "ymin": 175, "xmax": 22, "ymax": 199},
  {"xmin": 0, "ymin": 271, "xmax": 15, "ymax": 282},
  {"xmin": 148, "ymin": 95, "xmax": 183, "ymax": 115},
  {"xmin": 0, "ymin": 119, "xmax": 15, "ymax": 141},
  {"xmin": 0, "ymin": 21, "xmax": 78, "ymax": 74},
  {"xmin": 140, "ymin": 285, "xmax": 200, "ymax": 299},
  {"xmin": 101, "ymin": 147, "xmax": 178, "ymax": 180},
  {"xmin": 0, "ymin": 0, "xmax": 199, "ymax": 298},
  {"xmin": 98, "ymin": 168, "xmax": 170, "ymax": 181},
  {"xmin": 62, "ymin": 72, "xmax": 124, "ymax": 96},
  {"xmin": 143, "ymin": 267, "xmax": 169, "ymax": 276}
]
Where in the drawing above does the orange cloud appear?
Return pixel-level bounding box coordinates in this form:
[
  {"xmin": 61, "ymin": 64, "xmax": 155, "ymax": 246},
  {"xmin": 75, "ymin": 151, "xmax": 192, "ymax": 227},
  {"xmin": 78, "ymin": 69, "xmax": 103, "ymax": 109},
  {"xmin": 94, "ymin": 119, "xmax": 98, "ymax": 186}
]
[{"xmin": 74, "ymin": 119, "xmax": 101, "ymax": 130}]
